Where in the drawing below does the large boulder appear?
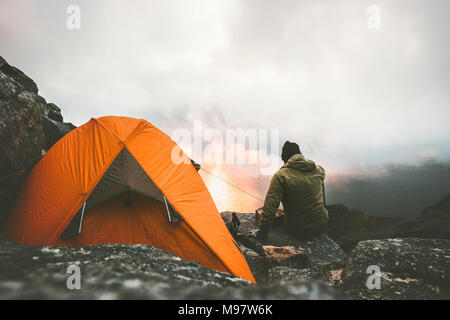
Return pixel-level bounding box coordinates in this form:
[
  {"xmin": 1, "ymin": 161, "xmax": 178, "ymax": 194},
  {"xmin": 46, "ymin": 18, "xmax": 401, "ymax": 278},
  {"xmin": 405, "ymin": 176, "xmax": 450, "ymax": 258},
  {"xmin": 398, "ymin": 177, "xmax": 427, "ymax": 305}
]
[
  {"xmin": 339, "ymin": 238, "xmax": 450, "ymax": 299},
  {"xmin": 228, "ymin": 213, "xmax": 346, "ymax": 265},
  {"xmin": 262, "ymin": 233, "xmax": 346, "ymax": 286},
  {"xmin": 0, "ymin": 237, "xmax": 339, "ymax": 299},
  {"xmin": 221, "ymin": 212, "xmax": 346, "ymax": 283},
  {"xmin": 238, "ymin": 244, "xmax": 266, "ymax": 283},
  {"xmin": 0, "ymin": 60, "xmax": 46, "ymax": 223},
  {"xmin": 0, "ymin": 57, "xmax": 38, "ymax": 93},
  {"xmin": 0, "ymin": 57, "xmax": 75, "ymax": 224}
]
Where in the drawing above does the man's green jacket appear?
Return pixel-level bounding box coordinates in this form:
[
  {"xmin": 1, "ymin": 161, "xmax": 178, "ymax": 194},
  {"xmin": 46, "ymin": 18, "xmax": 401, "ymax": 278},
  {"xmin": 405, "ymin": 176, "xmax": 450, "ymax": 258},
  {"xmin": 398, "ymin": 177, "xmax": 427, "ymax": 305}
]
[{"xmin": 260, "ymin": 154, "xmax": 328, "ymax": 236}]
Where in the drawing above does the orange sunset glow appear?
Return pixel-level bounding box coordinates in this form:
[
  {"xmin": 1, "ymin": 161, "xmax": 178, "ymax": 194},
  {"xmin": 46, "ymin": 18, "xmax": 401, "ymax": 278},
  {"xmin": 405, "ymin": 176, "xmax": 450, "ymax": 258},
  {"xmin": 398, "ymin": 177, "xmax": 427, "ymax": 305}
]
[{"xmin": 199, "ymin": 165, "xmax": 265, "ymax": 213}]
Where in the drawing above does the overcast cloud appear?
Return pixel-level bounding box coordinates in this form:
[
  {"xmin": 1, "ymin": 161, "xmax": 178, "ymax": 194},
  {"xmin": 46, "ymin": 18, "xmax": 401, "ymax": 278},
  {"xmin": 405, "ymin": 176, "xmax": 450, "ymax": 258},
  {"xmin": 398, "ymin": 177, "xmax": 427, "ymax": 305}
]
[{"xmin": 1, "ymin": 0, "xmax": 449, "ymax": 174}]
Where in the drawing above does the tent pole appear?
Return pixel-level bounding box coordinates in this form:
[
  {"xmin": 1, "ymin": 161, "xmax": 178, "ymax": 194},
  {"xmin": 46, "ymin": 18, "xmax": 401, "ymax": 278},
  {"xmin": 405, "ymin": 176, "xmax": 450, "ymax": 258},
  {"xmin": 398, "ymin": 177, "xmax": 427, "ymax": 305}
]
[
  {"xmin": 163, "ymin": 196, "xmax": 172, "ymax": 222},
  {"xmin": 78, "ymin": 202, "xmax": 87, "ymax": 234}
]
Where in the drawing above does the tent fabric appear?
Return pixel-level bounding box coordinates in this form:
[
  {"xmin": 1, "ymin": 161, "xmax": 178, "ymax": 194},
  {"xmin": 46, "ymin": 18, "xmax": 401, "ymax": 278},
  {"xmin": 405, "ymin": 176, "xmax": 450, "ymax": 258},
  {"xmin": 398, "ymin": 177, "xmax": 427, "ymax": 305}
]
[{"xmin": 1, "ymin": 116, "xmax": 255, "ymax": 283}]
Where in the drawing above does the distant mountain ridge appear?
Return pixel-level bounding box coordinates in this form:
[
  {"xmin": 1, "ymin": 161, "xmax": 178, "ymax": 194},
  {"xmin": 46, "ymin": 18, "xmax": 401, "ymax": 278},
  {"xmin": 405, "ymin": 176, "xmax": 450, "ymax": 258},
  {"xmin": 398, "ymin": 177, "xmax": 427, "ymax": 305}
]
[
  {"xmin": 326, "ymin": 163, "xmax": 450, "ymax": 217},
  {"xmin": 325, "ymin": 194, "xmax": 450, "ymax": 252}
]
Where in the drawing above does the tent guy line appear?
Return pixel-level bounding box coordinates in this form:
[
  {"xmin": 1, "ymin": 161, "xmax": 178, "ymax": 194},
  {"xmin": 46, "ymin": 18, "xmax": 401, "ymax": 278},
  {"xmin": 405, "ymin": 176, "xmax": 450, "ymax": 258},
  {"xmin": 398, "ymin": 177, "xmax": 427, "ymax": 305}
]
[{"xmin": 200, "ymin": 167, "xmax": 265, "ymax": 203}]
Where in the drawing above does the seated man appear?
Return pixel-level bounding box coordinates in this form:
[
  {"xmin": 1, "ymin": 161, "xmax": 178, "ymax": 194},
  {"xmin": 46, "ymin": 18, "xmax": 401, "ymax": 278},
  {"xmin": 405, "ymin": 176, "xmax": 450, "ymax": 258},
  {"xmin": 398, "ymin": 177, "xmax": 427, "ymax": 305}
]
[{"xmin": 257, "ymin": 141, "xmax": 328, "ymax": 241}]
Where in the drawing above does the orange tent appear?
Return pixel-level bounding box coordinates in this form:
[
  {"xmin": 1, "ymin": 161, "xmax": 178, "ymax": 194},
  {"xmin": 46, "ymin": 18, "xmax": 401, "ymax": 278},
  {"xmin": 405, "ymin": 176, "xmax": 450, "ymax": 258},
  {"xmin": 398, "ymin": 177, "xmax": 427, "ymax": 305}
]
[{"xmin": 1, "ymin": 116, "xmax": 255, "ymax": 283}]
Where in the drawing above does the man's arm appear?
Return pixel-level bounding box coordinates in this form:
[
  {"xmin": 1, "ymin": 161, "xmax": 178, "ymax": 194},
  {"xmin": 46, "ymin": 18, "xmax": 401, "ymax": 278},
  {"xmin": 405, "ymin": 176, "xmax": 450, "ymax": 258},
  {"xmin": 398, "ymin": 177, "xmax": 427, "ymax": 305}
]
[
  {"xmin": 322, "ymin": 181, "xmax": 326, "ymax": 206},
  {"xmin": 318, "ymin": 165, "xmax": 326, "ymax": 206},
  {"xmin": 259, "ymin": 172, "xmax": 284, "ymax": 230}
]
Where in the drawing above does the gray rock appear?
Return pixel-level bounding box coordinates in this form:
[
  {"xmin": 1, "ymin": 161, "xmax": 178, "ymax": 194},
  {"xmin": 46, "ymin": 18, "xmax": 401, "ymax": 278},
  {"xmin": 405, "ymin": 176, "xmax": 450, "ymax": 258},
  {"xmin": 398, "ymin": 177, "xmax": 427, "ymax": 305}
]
[
  {"xmin": 212, "ymin": 280, "xmax": 339, "ymax": 300},
  {"xmin": 339, "ymin": 238, "xmax": 450, "ymax": 299},
  {"xmin": 42, "ymin": 115, "xmax": 76, "ymax": 150},
  {"xmin": 0, "ymin": 57, "xmax": 38, "ymax": 94},
  {"xmin": 233, "ymin": 213, "xmax": 258, "ymax": 236},
  {"xmin": 268, "ymin": 266, "xmax": 314, "ymax": 282},
  {"xmin": 263, "ymin": 245, "xmax": 309, "ymax": 269},
  {"xmin": 220, "ymin": 211, "xmax": 240, "ymax": 236},
  {"xmin": 228, "ymin": 212, "xmax": 346, "ymax": 267},
  {"xmin": 0, "ymin": 237, "xmax": 248, "ymax": 299},
  {"xmin": 294, "ymin": 234, "xmax": 347, "ymax": 266},
  {"xmin": 262, "ymin": 229, "xmax": 347, "ymax": 266},
  {"xmin": 0, "ymin": 76, "xmax": 46, "ymax": 223},
  {"xmin": 268, "ymin": 263, "xmax": 343, "ymax": 284},
  {"xmin": 222, "ymin": 212, "xmax": 346, "ymax": 286},
  {"xmin": 0, "ymin": 56, "xmax": 75, "ymax": 224},
  {"xmin": 42, "ymin": 103, "xmax": 63, "ymax": 122},
  {"xmin": 239, "ymin": 244, "xmax": 266, "ymax": 283},
  {"xmin": 228, "ymin": 213, "xmax": 346, "ymax": 265},
  {"xmin": 0, "ymin": 238, "xmax": 339, "ymax": 299}
]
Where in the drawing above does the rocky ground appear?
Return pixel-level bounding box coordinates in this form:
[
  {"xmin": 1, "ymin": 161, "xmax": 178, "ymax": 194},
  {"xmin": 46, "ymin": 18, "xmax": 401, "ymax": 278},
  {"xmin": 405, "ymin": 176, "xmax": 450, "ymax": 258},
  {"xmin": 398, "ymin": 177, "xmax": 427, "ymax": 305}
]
[
  {"xmin": 340, "ymin": 238, "xmax": 450, "ymax": 299},
  {"xmin": 0, "ymin": 221, "xmax": 448, "ymax": 299},
  {"xmin": 0, "ymin": 56, "xmax": 449, "ymax": 300},
  {"xmin": 222, "ymin": 211, "xmax": 450, "ymax": 299},
  {"xmin": 0, "ymin": 236, "xmax": 338, "ymax": 300}
]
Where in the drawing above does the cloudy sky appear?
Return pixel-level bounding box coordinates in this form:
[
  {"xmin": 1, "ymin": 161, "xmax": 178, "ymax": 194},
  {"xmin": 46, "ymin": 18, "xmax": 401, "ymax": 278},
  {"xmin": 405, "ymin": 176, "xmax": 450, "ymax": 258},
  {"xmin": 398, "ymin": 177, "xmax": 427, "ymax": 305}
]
[{"xmin": 1, "ymin": 0, "xmax": 449, "ymax": 193}]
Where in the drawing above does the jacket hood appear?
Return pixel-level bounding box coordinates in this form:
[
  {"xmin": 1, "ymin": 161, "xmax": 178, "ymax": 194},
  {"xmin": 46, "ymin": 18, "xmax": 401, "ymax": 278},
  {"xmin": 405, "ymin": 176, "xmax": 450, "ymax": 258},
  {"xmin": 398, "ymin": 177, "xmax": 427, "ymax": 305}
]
[{"xmin": 284, "ymin": 154, "xmax": 317, "ymax": 172}]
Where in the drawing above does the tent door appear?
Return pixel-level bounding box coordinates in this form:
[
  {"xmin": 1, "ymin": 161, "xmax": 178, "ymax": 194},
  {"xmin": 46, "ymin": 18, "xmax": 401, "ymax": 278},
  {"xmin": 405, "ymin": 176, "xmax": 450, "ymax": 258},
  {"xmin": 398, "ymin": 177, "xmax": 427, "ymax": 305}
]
[{"xmin": 59, "ymin": 147, "xmax": 184, "ymax": 239}]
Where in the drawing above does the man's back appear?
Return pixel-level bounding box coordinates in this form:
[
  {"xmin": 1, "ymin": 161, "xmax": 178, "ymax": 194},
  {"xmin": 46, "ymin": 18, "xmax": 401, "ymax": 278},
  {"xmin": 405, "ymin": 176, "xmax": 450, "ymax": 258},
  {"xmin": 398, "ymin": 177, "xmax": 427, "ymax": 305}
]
[
  {"xmin": 279, "ymin": 154, "xmax": 328, "ymax": 231},
  {"xmin": 260, "ymin": 153, "xmax": 328, "ymax": 239}
]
